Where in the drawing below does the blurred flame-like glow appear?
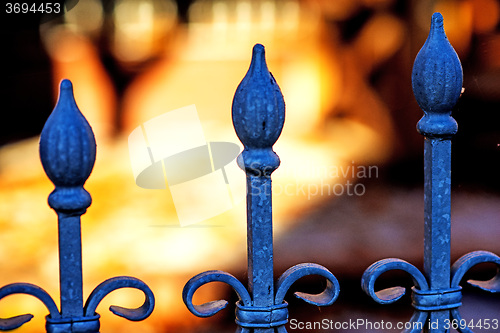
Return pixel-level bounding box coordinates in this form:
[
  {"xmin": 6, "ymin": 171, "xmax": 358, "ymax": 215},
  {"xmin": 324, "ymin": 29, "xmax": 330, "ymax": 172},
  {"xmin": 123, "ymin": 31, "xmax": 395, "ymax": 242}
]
[
  {"xmin": 40, "ymin": 26, "xmax": 117, "ymax": 141},
  {"xmin": 64, "ymin": 0, "xmax": 104, "ymax": 36},
  {"xmin": 434, "ymin": 0, "xmax": 474, "ymax": 56},
  {"xmin": 113, "ymin": 0, "xmax": 177, "ymax": 63},
  {"xmin": 2, "ymin": 0, "xmax": 401, "ymax": 329},
  {"xmin": 3, "ymin": 0, "xmax": 398, "ymax": 329},
  {"xmin": 471, "ymin": 0, "xmax": 500, "ymax": 33},
  {"xmin": 112, "ymin": 0, "xmax": 177, "ymax": 62},
  {"xmin": 6, "ymin": 0, "xmax": 500, "ymax": 331},
  {"xmin": 114, "ymin": 0, "xmax": 153, "ymax": 62}
]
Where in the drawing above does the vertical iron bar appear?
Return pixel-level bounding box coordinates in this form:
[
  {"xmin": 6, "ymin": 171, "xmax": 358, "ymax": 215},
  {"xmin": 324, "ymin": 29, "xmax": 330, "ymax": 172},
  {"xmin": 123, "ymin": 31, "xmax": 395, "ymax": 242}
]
[
  {"xmin": 57, "ymin": 214, "xmax": 84, "ymax": 317},
  {"xmin": 412, "ymin": 13, "xmax": 462, "ymax": 333},
  {"xmin": 232, "ymin": 44, "xmax": 285, "ymax": 332},
  {"xmin": 184, "ymin": 44, "xmax": 339, "ymax": 332},
  {"xmin": 40, "ymin": 79, "xmax": 96, "ymax": 320},
  {"xmin": 0, "ymin": 78, "xmax": 154, "ymax": 332},
  {"xmin": 423, "ymin": 138, "xmax": 452, "ymax": 333},
  {"xmin": 247, "ymin": 176, "xmax": 274, "ymax": 333}
]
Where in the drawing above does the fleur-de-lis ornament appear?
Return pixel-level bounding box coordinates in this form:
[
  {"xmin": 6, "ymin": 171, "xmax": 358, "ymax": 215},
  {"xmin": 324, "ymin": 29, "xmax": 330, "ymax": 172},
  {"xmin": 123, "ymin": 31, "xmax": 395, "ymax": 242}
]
[
  {"xmin": 362, "ymin": 13, "xmax": 500, "ymax": 333},
  {"xmin": 0, "ymin": 79, "xmax": 155, "ymax": 332},
  {"xmin": 183, "ymin": 44, "xmax": 340, "ymax": 332}
]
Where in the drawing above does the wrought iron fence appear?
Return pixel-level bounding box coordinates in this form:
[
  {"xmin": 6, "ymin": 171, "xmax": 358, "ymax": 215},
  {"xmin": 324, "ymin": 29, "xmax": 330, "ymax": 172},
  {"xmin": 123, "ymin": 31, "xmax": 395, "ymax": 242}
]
[
  {"xmin": 0, "ymin": 78, "xmax": 155, "ymax": 332},
  {"xmin": 0, "ymin": 12, "xmax": 499, "ymax": 333}
]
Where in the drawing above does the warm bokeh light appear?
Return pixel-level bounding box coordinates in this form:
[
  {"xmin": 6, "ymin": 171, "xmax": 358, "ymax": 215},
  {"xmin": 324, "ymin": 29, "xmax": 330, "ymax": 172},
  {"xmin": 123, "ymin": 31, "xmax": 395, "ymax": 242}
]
[
  {"xmin": 64, "ymin": 0, "xmax": 104, "ymax": 36},
  {"xmin": 40, "ymin": 25, "xmax": 117, "ymax": 141},
  {"xmin": 2, "ymin": 0, "xmax": 500, "ymax": 331},
  {"xmin": 434, "ymin": 0, "xmax": 474, "ymax": 56},
  {"xmin": 112, "ymin": 0, "xmax": 177, "ymax": 63},
  {"xmin": 471, "ymin": 0, "xmax": 500, "ymax": 33}
]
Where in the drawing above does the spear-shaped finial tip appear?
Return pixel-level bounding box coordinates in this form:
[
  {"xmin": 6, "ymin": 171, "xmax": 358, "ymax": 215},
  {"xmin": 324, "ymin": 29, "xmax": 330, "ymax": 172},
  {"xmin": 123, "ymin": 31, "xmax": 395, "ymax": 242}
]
[
  {"xmin": 412, "ymin": 13, "xmax": 462, "ymax": 137},
  {"xmin": 251, "ymin": 43, "xmax": 264, "ymax": 61},
  {"xmin": 427, "ymin": 13, "xmax": 445, "ymax": 42},
  {"xmin": 253, "ymin": 43, "xmax": 265, "ymax": 52},
  {"xmin": 431, "ymin": 12, "xmax": 443, "ymax": 27},
  {"xmin": 40, "ymin": 79, "xmax": 96, "ymax": 212},
  {"xmin": 232, "ymin": 44, "xmax": 284, "ymax": 150},
  {"xmin": 232, "ymin": 44, "xmax": 285, "ymax": 175},
  {"xmin": 60, "ymin": 78, "xmax": 73, "ymax": 90}
]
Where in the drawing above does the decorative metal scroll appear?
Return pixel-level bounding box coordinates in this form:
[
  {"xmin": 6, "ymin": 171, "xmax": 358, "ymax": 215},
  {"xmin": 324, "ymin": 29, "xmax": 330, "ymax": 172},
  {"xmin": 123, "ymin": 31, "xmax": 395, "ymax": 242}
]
[
  {"xmin": 0, "ymin": 80, "xmax": 154, "ymax": 332},
  {"xmin": 182, "ymin": 44, "xmax": 340, "ymax": 332},
  {"xmin": 361, "ymin": 13, "xmax": 500, "ymax": 333}
]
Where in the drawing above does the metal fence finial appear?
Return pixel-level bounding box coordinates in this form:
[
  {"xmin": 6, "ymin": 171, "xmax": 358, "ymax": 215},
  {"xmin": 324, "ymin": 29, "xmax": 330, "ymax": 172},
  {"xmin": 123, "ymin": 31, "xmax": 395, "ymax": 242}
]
[
  {"xmin": 0, "ymin": 79, "xmax": 155, "ymax": 332},
  {"xmin": 412, "ymin": 12, "xmax": 462, "ymax": 137},
  {"xmin": 183, "ymin": 44, "xmax": 339, "ymax": 332},
  {"xmin": 40, "ymin": 79, "xmax": 96, "ymax": 213},
  {"xmin": 232, "ymin": 44, "xmax": 285, "ymax": 154},
  {"xmin": 362, "ymin": 13, "xmax": 500, "ymax": 333}
]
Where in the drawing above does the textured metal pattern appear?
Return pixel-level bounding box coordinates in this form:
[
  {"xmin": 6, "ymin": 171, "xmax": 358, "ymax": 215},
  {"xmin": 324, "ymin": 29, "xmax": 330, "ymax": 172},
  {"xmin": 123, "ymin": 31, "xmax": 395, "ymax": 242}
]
[
  {"xmin": 0, "ymin": 80, "xmax": 154, "ymax": 332},
  {"xmin": 361, "ymin": 13, "xmax": 500, "ymax": 333},
  {"xmin": 183, "ymin": 44, "xmax": 340, "ymax": 332}
]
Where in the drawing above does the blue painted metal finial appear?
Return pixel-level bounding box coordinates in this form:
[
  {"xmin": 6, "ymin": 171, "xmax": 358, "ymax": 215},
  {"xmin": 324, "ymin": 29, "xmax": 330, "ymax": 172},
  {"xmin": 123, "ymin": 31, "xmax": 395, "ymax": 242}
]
[
  {"xmin": 412, "ymin": 12, "xmax": 462, "ymax": 137},
  {"xmin": 232, "ymin": 44, "xmax": 285, "ymax": 149},
  {"xmin": 40, "ymin": 79, "xmax": 96, "ymax": 213},
  {"xmin": 184, "ymin": 44, "xmax": 339, "ymax": 332},
  {"xmin": 232, "ymin": 43, "xmax": 285, "ymax": 175},
  {"xmin": 362, "ymin": 14, "xmax": 500, "ymax": 333},
  {"xmin": 0, "ymin": 79, "xmax": 154, "ymax": 332}
]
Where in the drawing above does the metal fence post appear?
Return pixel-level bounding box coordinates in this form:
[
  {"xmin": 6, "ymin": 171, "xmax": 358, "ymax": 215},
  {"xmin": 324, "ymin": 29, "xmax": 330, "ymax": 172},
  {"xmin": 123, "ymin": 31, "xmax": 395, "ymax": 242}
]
[
  {"xmin": 362, "ymin": 13, "xmax": 500, "ymax": 333},
  {"xmin": 414, "ymin": 12, "xmax": 461, "ymax": 333},
  {"xmin": 183, "ymin": 44, "xmax": 340, "ymax": 332},
  {"xmin": 0, "ymin": 79, "xmax": 155, "ymax": 332}
]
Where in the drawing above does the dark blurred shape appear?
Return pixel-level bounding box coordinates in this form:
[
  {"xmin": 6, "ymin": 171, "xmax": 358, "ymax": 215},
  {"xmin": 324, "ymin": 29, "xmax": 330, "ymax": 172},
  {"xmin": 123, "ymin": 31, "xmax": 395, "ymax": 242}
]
[
  {"xmin": 0, "ymin": 14, "xmax": 52, "ymax": 146},
  {"xmin": 175, "ymin": 0, "xmax": 196, "ymax": 23}
]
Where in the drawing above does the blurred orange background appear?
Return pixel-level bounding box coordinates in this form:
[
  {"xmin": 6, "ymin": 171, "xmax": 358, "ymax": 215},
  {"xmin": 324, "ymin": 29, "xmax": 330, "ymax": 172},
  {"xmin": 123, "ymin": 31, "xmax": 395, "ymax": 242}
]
[{"xmin": 1, "ymin": 0, "xmax": 500, "ymax": 332}]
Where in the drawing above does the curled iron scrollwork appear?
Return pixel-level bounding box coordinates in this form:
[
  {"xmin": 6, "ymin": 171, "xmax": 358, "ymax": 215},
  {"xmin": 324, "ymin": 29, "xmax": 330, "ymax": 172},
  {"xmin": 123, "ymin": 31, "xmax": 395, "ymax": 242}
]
[
  {"xmin": 84, "ymin": 276, "xmax": 155, "ymax": 321},
  {"xmin": 183, "ymin": 264, "xmax": 339, "ymax": 332},
  {"xmin": 362, "ymin": 253, "xmax": 500, "ymax": 333},
  {"xmin": 0, "ymin": 277, "xmax": 155, "ymax": 331},
  {"xmin": 182, "ymin": 270, "xmax": 252, "ymax": 318},
  {"xmin": 362, "ymin": 258, "xmax": 429, "ymax": 303},
  {"xmin": 361, "ymin": 258, "xmax": 430, "ymax": 333},
  {"xmin": 0, "ymin": 283, "xmax": 60, "ymax": 330},
  {"xmin": 449, "ymin": 251, "xmax": 500, "ymax": 333},
  {"xmin": 275, "ymin": 263, "xmax": 339, "ymax": 307},
  {"xmin": 451, "ymin": 251, "xmax": 500, "ymax": 293}
]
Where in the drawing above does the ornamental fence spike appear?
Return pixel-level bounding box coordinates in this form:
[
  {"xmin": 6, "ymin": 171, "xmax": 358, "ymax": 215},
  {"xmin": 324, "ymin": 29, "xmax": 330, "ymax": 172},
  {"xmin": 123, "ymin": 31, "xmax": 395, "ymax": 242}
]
[
  {"xmin": 183, "ymin": 44, "xmax": 340, "ymax": 332},
  {"xmin": 0, "ymin": 79, "xmax": 155, "ymax": 333},
  {"xmin": 361, "ymin": 12, "xmax": 500, "ymax": 333}
]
